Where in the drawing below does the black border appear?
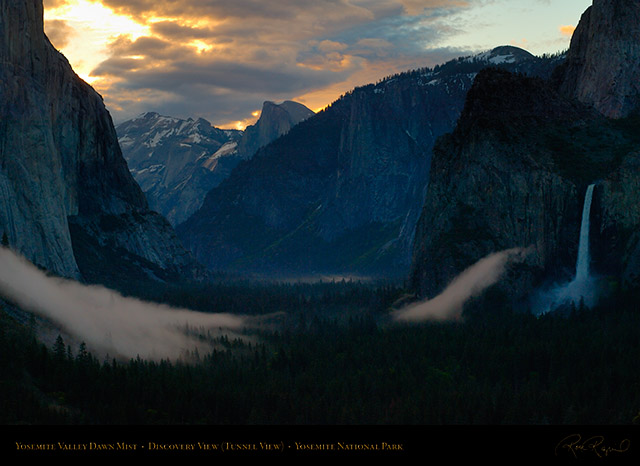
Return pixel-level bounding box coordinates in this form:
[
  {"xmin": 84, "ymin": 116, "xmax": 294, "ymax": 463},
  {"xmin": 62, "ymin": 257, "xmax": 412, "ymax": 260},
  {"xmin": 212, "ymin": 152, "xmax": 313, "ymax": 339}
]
[{"xmin": 4, "ymin": 424, "xmax": 639, "ymax": 461}]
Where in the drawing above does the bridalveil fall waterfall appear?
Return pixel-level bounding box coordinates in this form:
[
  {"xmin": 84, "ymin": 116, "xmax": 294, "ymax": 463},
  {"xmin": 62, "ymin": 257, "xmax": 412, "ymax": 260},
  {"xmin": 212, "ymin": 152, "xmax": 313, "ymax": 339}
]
[
  {"xmin": 532, "ymin": 183, "xmax": 597, "ymax": 314},
  {"xmin": 575, "ymin": 184, "xmax": 595, "ymax": 283}
]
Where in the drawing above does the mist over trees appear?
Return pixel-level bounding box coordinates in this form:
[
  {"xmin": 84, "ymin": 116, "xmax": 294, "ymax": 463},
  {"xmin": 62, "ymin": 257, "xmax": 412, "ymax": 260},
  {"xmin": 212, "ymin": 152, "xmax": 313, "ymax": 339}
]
[{"xmin": 2, "ymin": 280, "xmax": 639, "ymax": 425}]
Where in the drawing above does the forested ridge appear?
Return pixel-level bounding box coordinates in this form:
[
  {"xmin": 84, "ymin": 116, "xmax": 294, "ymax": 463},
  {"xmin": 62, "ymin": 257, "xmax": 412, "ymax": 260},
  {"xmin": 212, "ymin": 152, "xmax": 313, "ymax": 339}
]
[{"xmin": 1, "ymin": 281, "xmax": 639, "ymax": 425}]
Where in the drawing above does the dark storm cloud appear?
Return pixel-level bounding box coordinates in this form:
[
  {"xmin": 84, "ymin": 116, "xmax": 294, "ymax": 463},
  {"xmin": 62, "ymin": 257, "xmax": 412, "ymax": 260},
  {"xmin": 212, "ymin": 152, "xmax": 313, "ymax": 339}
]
[
  {"xmin": 97, "ymin": 58, "xmax": 344, "ymax": 95},
  {"xmin": 92, "ymin": 56, "xmax": 145, "ymax": 74},
  {"xmin": 323, "ymin": 5, "xmax": 471, "ymax": 60}
]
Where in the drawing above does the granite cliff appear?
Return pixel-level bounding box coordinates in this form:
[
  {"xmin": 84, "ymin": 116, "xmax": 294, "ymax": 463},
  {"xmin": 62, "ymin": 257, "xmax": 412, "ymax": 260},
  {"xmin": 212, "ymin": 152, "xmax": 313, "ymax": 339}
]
[
  {"xmin": 0, "ymin": 0, "xmax": 204, "ymax": 285},
  {"xmin": 177, "ymin": 47, "xmax": 559, "ymax": 278},
  {"xmin": 411, "ymin": 69, "xmax": 599, "ymax": 300},
  {"xmin": 555, "ymin": 0, "xmax": 640, "ymax": 119},
  {"xmin": 116, "ymin": 113, "xmax": 242, "ymax": 226},
  {"xmin": 411, "ymin": 0, "xmax": 640, "ymax": 306},
  {"xmin": 234, "ymin": 100, "xmax": 314, "ymax": 163},
  {"xmin": 117, "ymin": 101, "xmax": 313, "ymax": 226}
]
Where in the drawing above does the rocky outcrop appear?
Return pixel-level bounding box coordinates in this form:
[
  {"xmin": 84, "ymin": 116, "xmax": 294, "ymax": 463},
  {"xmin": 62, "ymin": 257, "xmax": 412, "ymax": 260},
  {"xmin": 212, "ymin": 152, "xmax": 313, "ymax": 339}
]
[
  {"xmin": 555, "ymin": 0, "xmax": 640, "ymax": 118},
  {"xmin": 117, "ymin": 113, "xmax": 242, "ymax": 225},
  {"xmin": 410, "ymin": 69, "xmax": 596, "ymax": 300},
  {"xmin": 411, "ymin": 0, "xmax": 640, "ymax": 306},
  {"xmin": 234, "ymin": 101, "xmax": 314, "ymax": 161},
  {"xmin": 177, "ymin": 49, "xmax": 560, "ymax": 278},
  {"xmin": 594, "ymin": 151, "xmax": 640, "ymax": 287},
  {"xmin": 412, "ymin": 63, "xmax": 640, "ymax": 307},
  {"xmin": 117, "ymin": 102, "xmax": 313, "ymax": 226},
  {"xmin": 0, "ymin": 0, "xmax": 204, "ymax": 283}
]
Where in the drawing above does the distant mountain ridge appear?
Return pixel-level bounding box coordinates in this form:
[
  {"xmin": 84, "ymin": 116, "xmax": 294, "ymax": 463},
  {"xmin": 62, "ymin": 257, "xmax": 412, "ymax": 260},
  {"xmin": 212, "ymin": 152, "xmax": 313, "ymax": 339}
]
[
  {"xmin": 116, "ymin": 112, "xmax": 242, "ymax": 226},
  {"xmin": 117, "ymin": 101, "xmax": 314, "ymax": 225},
  {"xmin": 176, "ymin": 45, "xmax": 562, "ymax": 279}
]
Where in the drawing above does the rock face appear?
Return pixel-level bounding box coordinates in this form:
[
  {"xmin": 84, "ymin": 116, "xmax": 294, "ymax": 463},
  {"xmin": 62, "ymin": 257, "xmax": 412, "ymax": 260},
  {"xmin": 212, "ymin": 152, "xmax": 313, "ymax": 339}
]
[
  {"xmin": 177, "ymin": 47, "xmax": 559, "ymax": 279},
  {"xmin": 235, "ymin": 100, "xmax": 315, "ymax": 161},
  {"xmin": 556, "ymin": 0, "xmax": 640, "ymax": 288},
  {"xmin": 555, "ymin": 0, "xmax": 640, "ymax": 118},
  {"xmin": 410, "ymin": 69, "xmax": 596, "ymax": 300},
  {"xmin": 594, "ymin": 150, "xmax": 640, "ymax": 286},
  {"xmin": 0, "ymin": 0, "xmax": 204, "ymax": 284},
  {"xmin": 411, "ymin": 0, "xmax": 640, "ymax": 302},
  {"xmin": 116, "ymin": 113, "xmax": 242, "ymax": 226},
  {"xmin": 117, "ymin": 101, "xmax": 313, "ymax": 226}
]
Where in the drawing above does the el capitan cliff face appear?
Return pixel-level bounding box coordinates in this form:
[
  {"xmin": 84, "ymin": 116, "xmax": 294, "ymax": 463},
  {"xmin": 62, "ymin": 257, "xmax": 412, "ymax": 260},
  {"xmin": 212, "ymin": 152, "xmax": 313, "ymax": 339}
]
[{"xmin": 0, "ymin": 0, "xmax": 203, "ymax": 283}]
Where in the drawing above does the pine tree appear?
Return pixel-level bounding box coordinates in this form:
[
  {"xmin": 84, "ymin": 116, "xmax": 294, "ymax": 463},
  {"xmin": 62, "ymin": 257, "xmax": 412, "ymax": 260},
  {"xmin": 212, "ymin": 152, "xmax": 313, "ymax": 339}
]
[
  {"xmin": 1, "ymin": 231, "xmax": 8, "ymax": 247},
  {"xmin": 53, "ymin": 335, "xmax": 66, "ymax": 362},
  {"xmin": 76, "ymin": 341, "xmax": 89, "ymax": 364}
]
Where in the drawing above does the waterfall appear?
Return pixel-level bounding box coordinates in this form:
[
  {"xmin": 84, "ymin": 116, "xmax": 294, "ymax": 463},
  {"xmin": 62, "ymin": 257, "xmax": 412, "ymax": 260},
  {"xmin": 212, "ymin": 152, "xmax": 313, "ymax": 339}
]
[
  {"xmin": 574, "ymin": 183, "xmax": 595, "ymax": 282},
  {"xmin": 531, "ymin": 183, "xmax": 597, "ymax": 314}
]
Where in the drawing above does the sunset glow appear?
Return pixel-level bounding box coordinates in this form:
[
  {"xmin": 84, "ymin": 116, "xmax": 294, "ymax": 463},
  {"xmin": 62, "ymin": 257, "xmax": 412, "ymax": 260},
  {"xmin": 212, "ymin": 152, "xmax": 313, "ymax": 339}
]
[
  {"xmin": 560, "ymin": 25, "xmax": 578, "ymax": 37},
  {"xmin": 44, "ymin": 0, "xmax": 591, "ymax": 128},
  {"xmin": 44, "ymin": 0, "xmax": 148, "ymax": 83}
]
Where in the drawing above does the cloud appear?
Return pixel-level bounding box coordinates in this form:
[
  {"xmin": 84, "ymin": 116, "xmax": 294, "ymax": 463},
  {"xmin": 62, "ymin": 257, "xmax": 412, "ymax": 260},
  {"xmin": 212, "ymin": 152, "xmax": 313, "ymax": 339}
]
[
  {"xmin": 73, "ymin": 0, "xmax": 475, "ymax": 126},
  {"xmin": 0, "ymin": 247, "xmax": 254, "ymax": 361},
  {"xmin": 100, "ymin": 0, "xmax": 377, "ymax": 23},
  {"xmin": 559, "ymin": 24, "xmax": 576, "ymax": 37},
  {"xmin": 150, "ymin": 21, "xmax": 223, "ymax": 42},
  {"xmin": 44, "ymin": 19, "xmax": 77, "ymax": 49},
  {"xmin": 43, "ymin": 0, "xmax": 70, "ymax": 8},
  {"xmin": 46, "ymin": 1, "xmax": 584, "ymax": 126},
  {"xmin": 90, "ymin": 32, "xmax": 350, "ymax": 126},
  {"xmin": 398, "ymin": 0, "xmax": 470, "ymax": 15},
  {"xmin": 392, "ymin": 247, "xmax": 531, "ymax": 323}
]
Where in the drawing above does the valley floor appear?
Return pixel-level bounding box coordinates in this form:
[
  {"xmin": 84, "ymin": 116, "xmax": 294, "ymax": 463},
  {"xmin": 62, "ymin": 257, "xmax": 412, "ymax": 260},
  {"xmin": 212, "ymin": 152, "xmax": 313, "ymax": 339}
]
[{"xmin": 1, "ymin": 280, "xmax": 639, "ymax": 426}]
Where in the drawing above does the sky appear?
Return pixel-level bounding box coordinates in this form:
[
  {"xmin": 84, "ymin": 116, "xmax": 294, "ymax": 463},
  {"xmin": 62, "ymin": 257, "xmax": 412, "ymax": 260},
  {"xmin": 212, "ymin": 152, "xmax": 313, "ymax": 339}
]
[{"xmin": 43, "ymin": 0, "xmax": 593, "ymax": 130}]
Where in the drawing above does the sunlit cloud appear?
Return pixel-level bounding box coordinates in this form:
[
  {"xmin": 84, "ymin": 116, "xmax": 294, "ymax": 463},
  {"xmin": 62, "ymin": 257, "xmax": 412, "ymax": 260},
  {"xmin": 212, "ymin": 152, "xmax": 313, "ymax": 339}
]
[
  {"xmin": 559, "ymin": 24, "xmax": 576, "ymax": 37},
  {"xmin": 44, "ymin": 19, "xmax": 77, "ymax": 49},
  {"xmin": 398, "ymin": 0, "xmax": 470, "ymax": 16},
  {"xmin": 44, "ymin": 0, "xmax": 149, "ymax": 83},
  {"xmin": 42, "ymin": 0, "xmax": 480, "ymax": 126},
  {"xmin": 44, "ymin": 0, "xmax": 591, "ymax": 128}
]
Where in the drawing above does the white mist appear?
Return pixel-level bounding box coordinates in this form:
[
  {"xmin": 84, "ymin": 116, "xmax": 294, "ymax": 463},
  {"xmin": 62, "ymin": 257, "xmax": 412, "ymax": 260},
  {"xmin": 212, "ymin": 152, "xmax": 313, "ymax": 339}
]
[
  {"xmin": 393, "ymin": 247, "xmax": 531, "ymax": 323},
  {"xmin": 532, "ymin": 183, "xmax": 597, "ymax": 314},
  {"xmin": 0, "ymin": 247, "xmax": 251, "ymax": 361}
]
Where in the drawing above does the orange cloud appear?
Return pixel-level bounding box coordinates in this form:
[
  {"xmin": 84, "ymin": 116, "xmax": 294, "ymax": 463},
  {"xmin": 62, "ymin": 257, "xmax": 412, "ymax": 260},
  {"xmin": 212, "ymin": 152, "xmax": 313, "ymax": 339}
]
[
  {"xmin": 399, "ymin": 0, "xmax": 470, "ymax": 16},
  {"xmin": 41, "ymin": 0, "xmax": 499, "ymax": 127},
  {"xmin": 43, "ymin": 0, "xmax": 70, "ymax": 7},
  {"xmin": 559, "ymin": 25, "xmax": 576, "ymax": 37}
]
